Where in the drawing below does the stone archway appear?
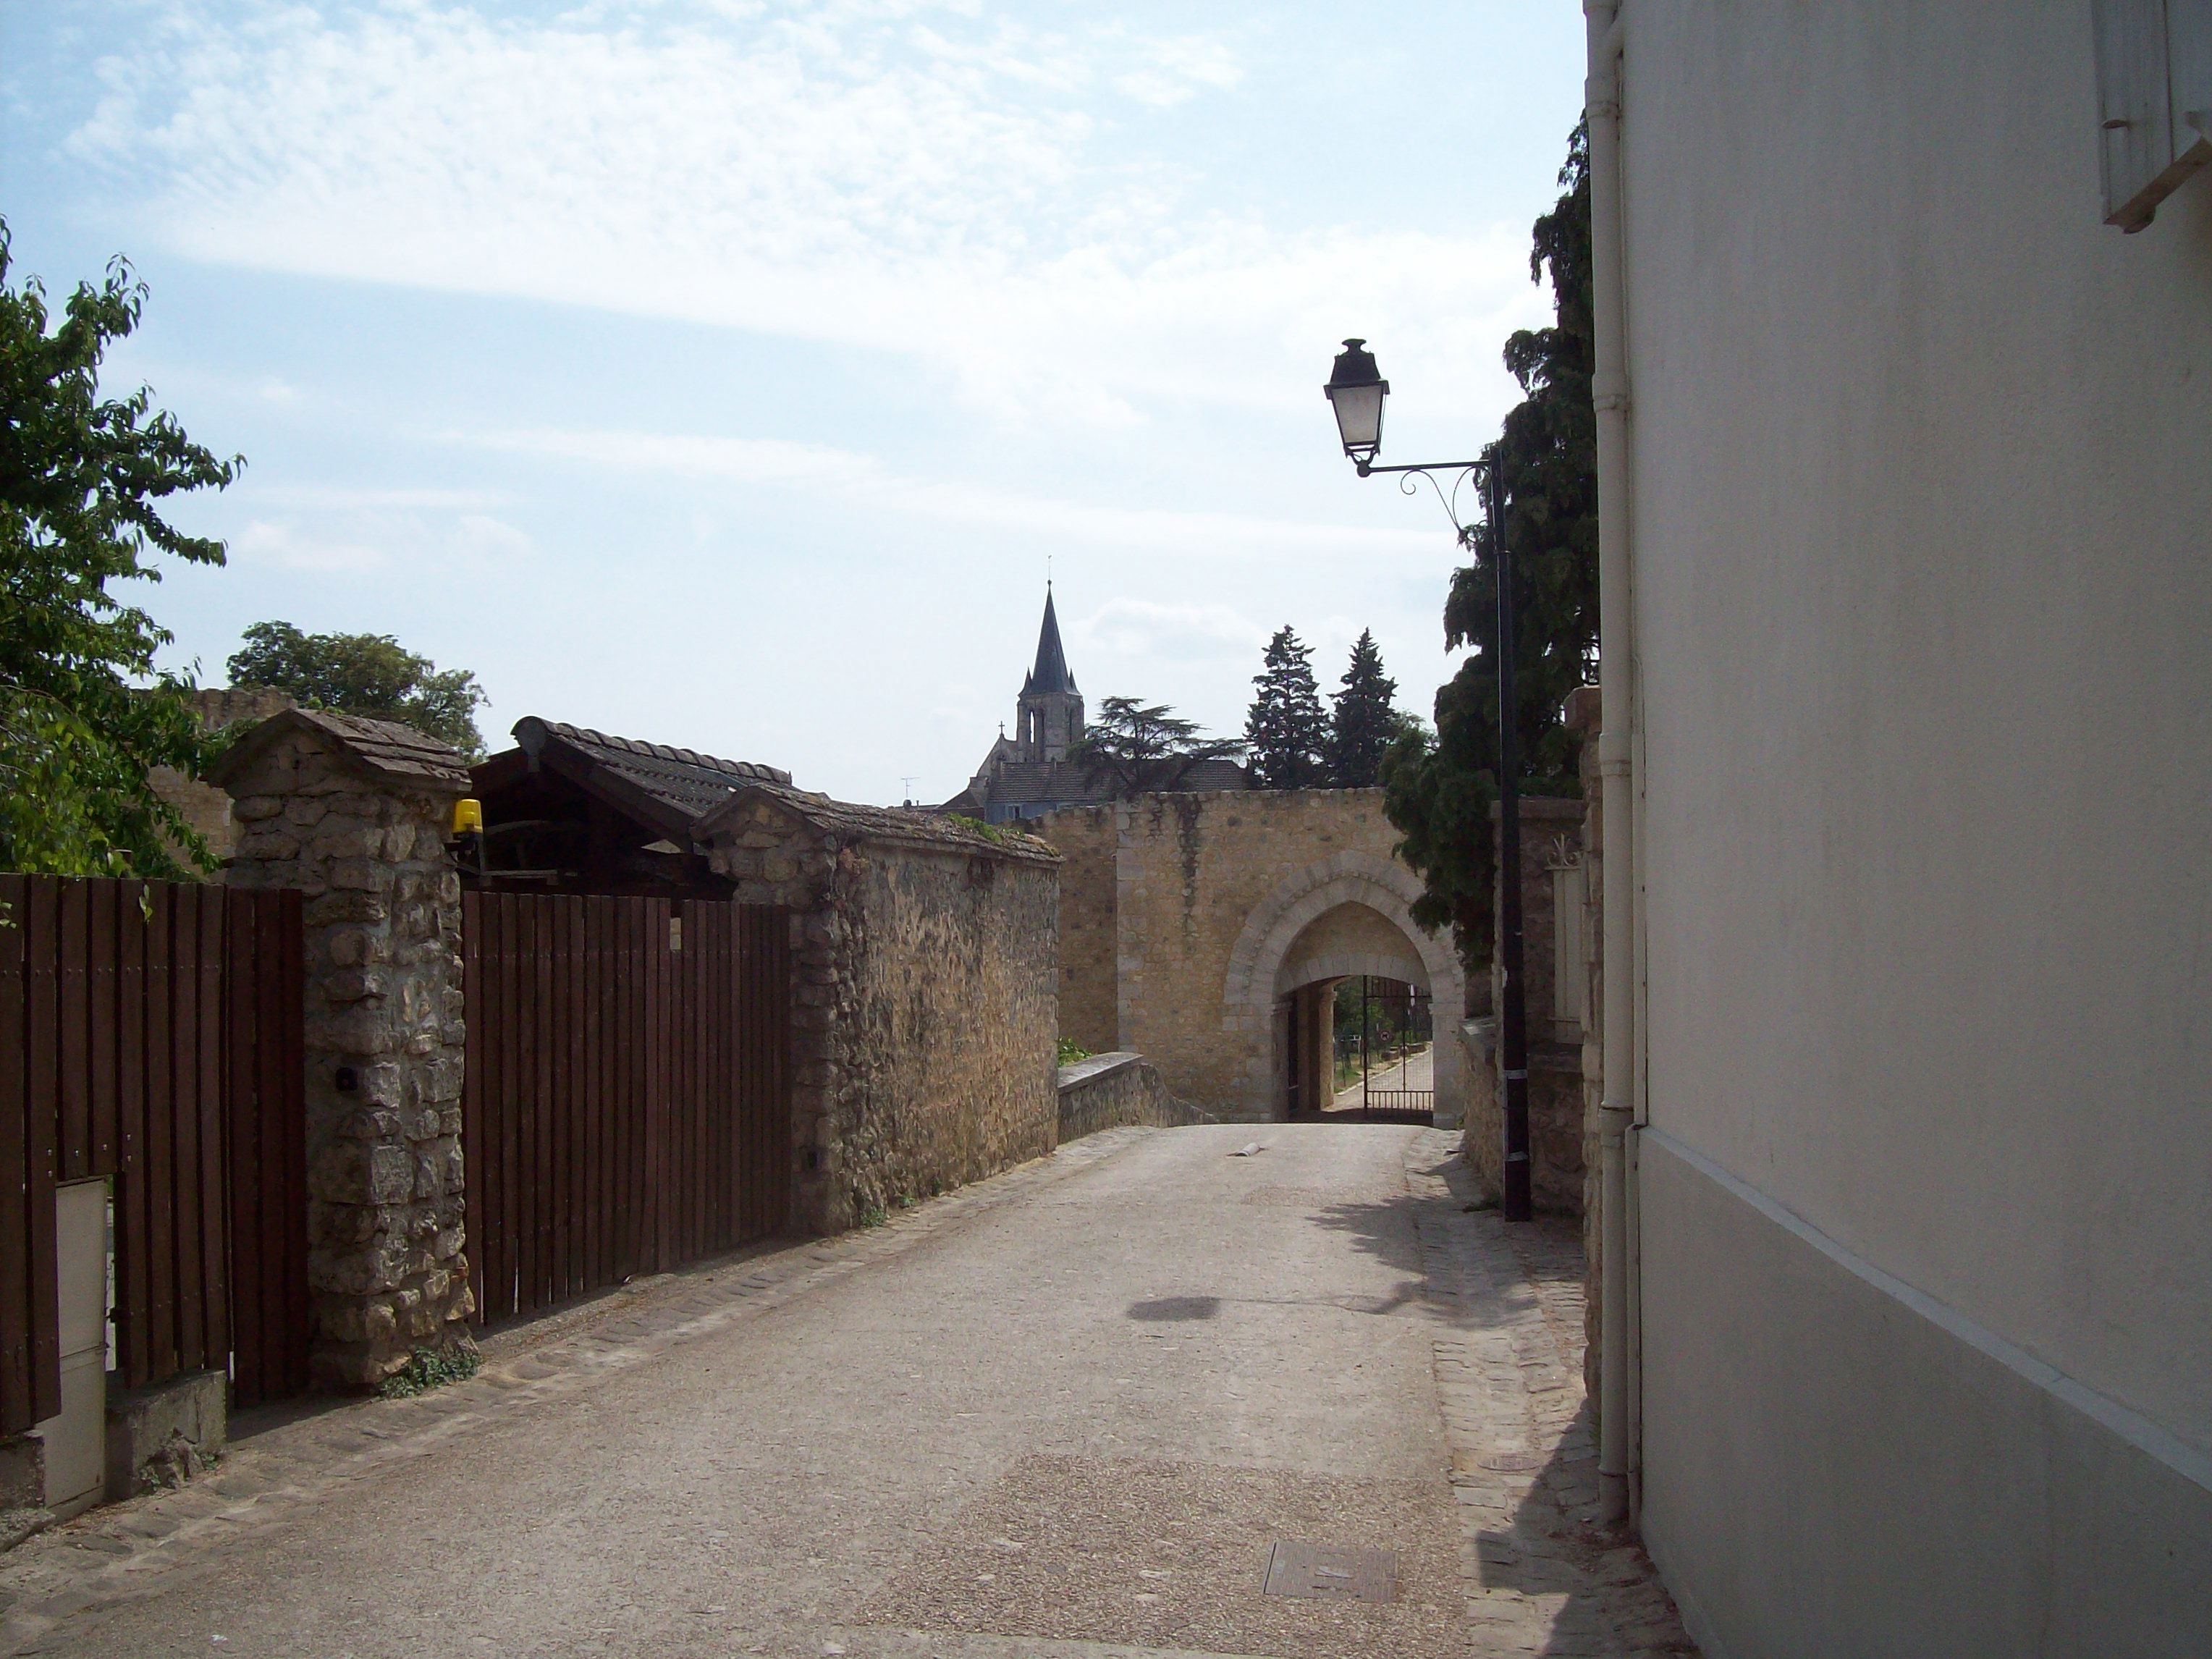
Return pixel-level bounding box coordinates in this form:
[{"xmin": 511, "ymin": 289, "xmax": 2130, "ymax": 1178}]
[{"xmin": 1220, "ymin": 851, "xmax": 1466, "ymax": 1125}]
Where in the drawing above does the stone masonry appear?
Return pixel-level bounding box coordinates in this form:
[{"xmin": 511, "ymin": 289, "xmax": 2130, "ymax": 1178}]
[
  {"xmin": 1462, "ymin": 795, "xmax": 1587, "ymax": 1217},
  {"xmin": 699, "ymin": 784, "xmax": 1061, "ymax": 1236},
  {"xmin": 208, "ymin": 709, "xmax": 476, "ymax": 1388},
  {"xmin": 1037, "ymin": 788, "xmax": 1466, "ymax": 1123}
]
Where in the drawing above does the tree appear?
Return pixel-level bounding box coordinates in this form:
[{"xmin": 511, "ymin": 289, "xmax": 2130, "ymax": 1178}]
[
  {"xmin": 228, "ymin": 622, "xmax": 489, "ymax": 759},
  {"xmin": 1244, "ymin": 626, "xmax": 1330, "ymax": 788},
  {"xmin": 0, "ymin": 220, "xmax": 240, "ymax": 877},
  {"xmin": 1328, "ymin": 628, "xmax": 1399, "ymax": 788},
  {"xmin": 1069, "ymin": 696, "xmax": 1244, "ymax": 797},
  {"xmin": 1382, "ymin": 121, "xmax": 1599, "ymax": 968}
]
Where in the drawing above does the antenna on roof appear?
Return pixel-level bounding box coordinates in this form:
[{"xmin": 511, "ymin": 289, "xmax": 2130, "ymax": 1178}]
[{"xmin": 900, "ymin": 775, "xmax": 919, "ymax": 806}]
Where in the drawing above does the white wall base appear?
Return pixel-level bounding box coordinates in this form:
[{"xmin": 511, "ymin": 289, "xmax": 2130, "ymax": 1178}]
[{"xmin": 1637, "ymin": 1129, "xmax": 2212, "ymax": 1659}]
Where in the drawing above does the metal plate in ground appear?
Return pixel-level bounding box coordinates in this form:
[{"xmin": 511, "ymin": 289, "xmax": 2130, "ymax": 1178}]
[{"xmin": 1262, "ymin": 1541, "xmax": 1398, "ymax": 1605}]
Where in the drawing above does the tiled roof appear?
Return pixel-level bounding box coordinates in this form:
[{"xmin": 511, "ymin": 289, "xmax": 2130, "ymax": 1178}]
[
  {"xmin": 698, "ymin": 782, "xmax": 1060, "ymax": 865},
  {"xmin": 206, "ymin": 706, "xmax": 473, "ymax": 792},
  {"xmin": 510, "ymin": 717, "xmax": 790, "ymax": 828}
]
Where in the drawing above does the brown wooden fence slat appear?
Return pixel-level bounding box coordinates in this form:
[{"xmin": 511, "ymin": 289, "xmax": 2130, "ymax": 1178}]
[
  {"xmin": 499, "ymin": 890, "xmax": 512, "ymax": 1317},
  {"xmin": 88, "ymin": 882, "xmax": 118, "ymax": 1175},
  {"xmin": 222, "ymin": 887, "xmax": 264, "ymax": 1403},
  {"xmin": 617, "ymin": 899, "xmax": 638, "ymax": 1283},
  {"xmin": 56, "ymin": 881, "xmax": 89, "ymax": 1183},
  {"xmin": 256, "ymin": 891, "xmax": 286, "ymax": 1389},
  {"xmin": 461, "ymin": 892, "xmax": 484, "ymax": 1322},
  {"xmin": 114, "ymin": 882, "xmax": 148, "ymax": 1387},
  {"xmin": 196, "ymin": 886, "xmax": 230, "ymax": 1378},
  {"xmin": 170, "ymin": 886, "xmax": 206, "ymax": 1377},
  {"xmin": 562, "ymin": 898, "xmax": 581, "ymax": 1301},
  {"xmin": 536, "ymin": 898, "xmax": 558, "ymax": 1311},
  {"xmin": 552, "ymin": 896, "xmax": 575, "ymax": 1304},
  {"xmin": 0, "ymin": 876, "xmax": 32, "ymax": 1433},
  {"xmin": 480, "ymin": 893, "xmax": 502, "ymax": 1320},
  {"xmin": 740, "ymin": 907, "xmax": 759, "ymax": 1240},
  {"xmin": 25, "ymin": 878, "xmax": 62, "ymax": 1423},
  {"xmin": 147, "ymin": 886, "xmax": 181, "ymax": 1382}
]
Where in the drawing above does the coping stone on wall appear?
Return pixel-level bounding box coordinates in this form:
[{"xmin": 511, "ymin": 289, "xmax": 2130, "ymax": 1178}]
[{"xmin": 206, "ymin": 707, "xmax": 474, "ymax": 795}]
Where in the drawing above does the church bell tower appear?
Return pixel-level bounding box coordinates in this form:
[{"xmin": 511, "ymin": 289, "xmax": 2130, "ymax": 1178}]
[{"xmin": 1014, "ymin": 586, "xmax": 1084, "ymax": 764}]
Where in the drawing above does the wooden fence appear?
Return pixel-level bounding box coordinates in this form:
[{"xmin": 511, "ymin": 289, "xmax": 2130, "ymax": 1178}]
[
  {"xmin": 0, "ymin": 876, "xmax": 310, "ymax": 1435},
  {"xmin": 461, "ymin": 895, "xmax": 790, "ymax": 1325}
]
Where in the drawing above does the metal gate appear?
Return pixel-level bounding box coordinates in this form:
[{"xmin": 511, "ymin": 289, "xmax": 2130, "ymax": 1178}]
[
  {"xmin": 460, "ymin": 894, "xmax": 791, "ymax": 1325},
  {"xmin": 0, "ymin": 874, "xmax": 311, "ymax": 1432},
  {"xmin": 1336, "ymin": 976, "xmax": 1435, "ymax": 1123}
]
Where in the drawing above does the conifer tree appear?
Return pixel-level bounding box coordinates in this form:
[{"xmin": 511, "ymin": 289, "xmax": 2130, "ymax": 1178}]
[
  {"xmin": 1068, "ymin": 697, "xmax": 1242, "ymax": 797},
  {"xmin": 1244, "ymin": 627, "xmax": 1330, "ymax": 789},
  {"xmin": 1328, "ymin": 629, "xmax": 1398, "ymax": 788}
]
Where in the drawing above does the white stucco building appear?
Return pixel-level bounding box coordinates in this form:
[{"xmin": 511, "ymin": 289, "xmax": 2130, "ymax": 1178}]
[{"xmin": 1582, "ymin": 4, "xmax": 2211, "ymax": 1653}]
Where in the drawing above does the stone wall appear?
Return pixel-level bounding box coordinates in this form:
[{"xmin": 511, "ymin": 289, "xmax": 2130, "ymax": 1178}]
[
  {"xmin": 1036, "ymin": 789, "xmax": 1465, "ymax": 1123},
  {"xmin": 1459, "ymin": 795, "xmax": 1588, "ymax": 1215},
  {"xmin": 149, "ymin": 688, "xmax": 298, "ymax": 869},
  {"xmin": 702, "ymin": 788, "xmax": 1060, "ymax": 1236},
  {"xmin": 210, "ymin": 710, "xmax": 476, "ymax": 1388},
  {"xmin": 1056, "ymin": 1051, "xmax": 1212, "ymax": 1141},
  {"xmin": 1042, "ymin": 803, "xmax": 1119, "ymax": 1055}
]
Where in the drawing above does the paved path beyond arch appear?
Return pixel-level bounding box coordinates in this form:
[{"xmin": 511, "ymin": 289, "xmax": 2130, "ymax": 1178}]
[{"xmin": 0, "ymin": 1128, "xmax": 1692, "ymax": 1658}]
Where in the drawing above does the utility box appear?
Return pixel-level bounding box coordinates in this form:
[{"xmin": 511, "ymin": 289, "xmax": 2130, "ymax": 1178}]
[
  {"xmin": 2093, "ymin": 0, "xmax": 2212, "ymax": 229},
  {"xmin": 38, "ymin": 1180, "xmax": 109, "ymax": 1520}
]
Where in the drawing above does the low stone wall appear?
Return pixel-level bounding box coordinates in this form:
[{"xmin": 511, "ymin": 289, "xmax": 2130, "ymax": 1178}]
[
  {"xmin": 1056, "ymin": 1052, "xmax": 1212, "ymax": 1142},
  {"xmin": 702, "ymin": 786, "xmax": 1061, "ymax": 1235},
  {"xmin": 1459, "ymin": 1017, "xmax": 1584, "ymax": 1215}
]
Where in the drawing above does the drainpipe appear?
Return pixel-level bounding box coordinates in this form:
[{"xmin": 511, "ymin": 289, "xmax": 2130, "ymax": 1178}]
[{"xmin": 1584, "ymin": 0, "xmax": 1637, "ymax": 1534}]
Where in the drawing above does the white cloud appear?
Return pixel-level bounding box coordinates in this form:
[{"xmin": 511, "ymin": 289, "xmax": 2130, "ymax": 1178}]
[
  {"xmin": 230, "ymin": 518, "xmax": 389, "ymax": 573},
  {"xmin": 250, "ymin": 484, "xmax": 510, "ymax": 511},
  {"xmin": 226, "ymin": 503, "xmax": 531, "ymax": 573},
  {"xmin": 1076, "ymin": 597, "xmax": 1270, "ymax": 662},
  {"xmin": 446, "ymin": 421, "xmax": 1443, "ymax": 557},
  {"xmin": 72, "ymin": 2, "xmax": 1543, "ymax": 423},
  {"xmin": 449, "ymin": 512, "xmax": 534, "ymax": 563}
]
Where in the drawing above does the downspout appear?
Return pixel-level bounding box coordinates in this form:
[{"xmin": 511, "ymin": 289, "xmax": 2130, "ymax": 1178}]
[{"xmin": 1584, "ymin": 0, "xmax": 1638, "ymax": 1534}]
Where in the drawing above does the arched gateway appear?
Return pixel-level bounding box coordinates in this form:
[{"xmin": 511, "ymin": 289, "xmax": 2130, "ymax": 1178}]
[{"xmin": 1037, "ymin": 790, "xmax": 1466, "ymax": 1126}]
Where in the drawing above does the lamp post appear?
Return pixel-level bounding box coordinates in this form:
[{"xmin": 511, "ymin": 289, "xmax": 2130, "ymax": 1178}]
[{"xmin": 1323, "ymin": 339, "xmax": 1532, "ymax": 1224}]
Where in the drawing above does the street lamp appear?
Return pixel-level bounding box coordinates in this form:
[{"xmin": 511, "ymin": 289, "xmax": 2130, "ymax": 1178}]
[
  {"xmin": 1323, "ymin": 339, "xmax": 1390, "ymax": 470},
  {"xmin": 1320, "ymin": 339, "xmax": 1532, "ymax": 1225}
]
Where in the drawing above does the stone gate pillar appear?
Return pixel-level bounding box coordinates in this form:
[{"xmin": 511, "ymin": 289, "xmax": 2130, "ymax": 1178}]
[{"xmin": 208, "ymin": 710, "xmax": 476, "ymax": 1388}]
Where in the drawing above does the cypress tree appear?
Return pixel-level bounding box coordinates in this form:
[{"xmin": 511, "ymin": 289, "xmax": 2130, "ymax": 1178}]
[
  {"xmin": 1328, "ymin": 629, "xmax": 1399, "ymax": 787},
  {"xmin": 1244, "ymin": 626, "xmax": 1330, "ymax": 789}
]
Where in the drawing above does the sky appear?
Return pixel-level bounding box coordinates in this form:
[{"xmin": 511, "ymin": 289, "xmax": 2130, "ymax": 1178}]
[{"xmin": 1, "ymin": 0, "xmax": 1588, "ymax": 806}]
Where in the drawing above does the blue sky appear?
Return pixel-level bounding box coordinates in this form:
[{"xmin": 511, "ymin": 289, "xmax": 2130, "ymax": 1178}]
[{"xmin": 2, "ymin": 1, "xmax": 1586, "ymax": 804}]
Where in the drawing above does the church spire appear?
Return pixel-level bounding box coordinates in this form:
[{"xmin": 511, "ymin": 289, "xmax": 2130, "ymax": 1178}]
[{"xmin": 1029, "ymin": 584, "xmax": 1075, "ymax": 695}]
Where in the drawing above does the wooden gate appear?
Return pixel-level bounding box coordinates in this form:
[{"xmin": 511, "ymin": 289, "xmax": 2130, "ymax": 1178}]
[
  {"xmin": 460, "ymin": 895, "xmax": 790, "ymax": 1325},
  {"xmin": 0, "ymin": 875, "xmax": 311, "ymax": 1434}
]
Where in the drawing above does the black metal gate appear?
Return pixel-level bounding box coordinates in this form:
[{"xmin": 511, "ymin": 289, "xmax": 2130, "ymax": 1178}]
[{"xmin": 1333, "ymin": 976, "xmax": 1434, "ymax": 1123}]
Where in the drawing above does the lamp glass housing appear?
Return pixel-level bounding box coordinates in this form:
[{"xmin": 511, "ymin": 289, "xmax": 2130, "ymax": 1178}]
[{"xmin": 1322, "ymin": 338, "xmax": 1389, "ymax": 464}]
